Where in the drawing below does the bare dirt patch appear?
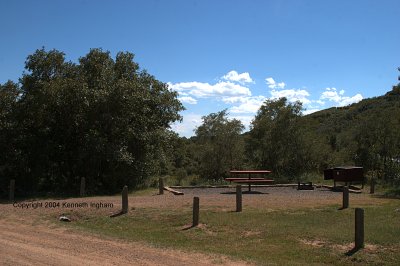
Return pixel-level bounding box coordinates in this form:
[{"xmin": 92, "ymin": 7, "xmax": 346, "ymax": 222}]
[{"xmin": 0, "ymin": 217, "xmax": 250, "ymax": 266}]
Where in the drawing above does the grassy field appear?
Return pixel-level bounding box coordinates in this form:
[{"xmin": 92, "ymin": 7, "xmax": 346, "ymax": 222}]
[{"xmin": 67, "ymin": 195, "xmax": 400, "ymax": 265}]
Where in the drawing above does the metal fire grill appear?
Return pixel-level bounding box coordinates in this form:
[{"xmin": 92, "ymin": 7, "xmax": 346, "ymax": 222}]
[{"xmin": 324, "ymin": 166, "xmax": 364, "ymax": 188}]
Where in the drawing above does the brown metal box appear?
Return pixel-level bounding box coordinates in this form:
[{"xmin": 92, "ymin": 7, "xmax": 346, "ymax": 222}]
[{"xmin": 324, "ymin": 166, "xmax": 364, "ymax": 182}]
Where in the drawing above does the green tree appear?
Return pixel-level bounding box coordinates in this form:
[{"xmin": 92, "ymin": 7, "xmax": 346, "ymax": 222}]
[
  {"xmin": 2, "ymin": 47, "xmax": 183, "ymax": 196},
  {"xmin": 0, "ymin": 81, "xmax": 21, "ymax": 196},
  {"xmin": 353, "ymin": 74, "xmax": 400, "ymax": 184},
  {"xmin": 247, "ymin": 98, "xmax": 308, "ymax": 179},
  {"xmin": 195, "ymin": 110, "xmax": 244, "ymax": 180}
]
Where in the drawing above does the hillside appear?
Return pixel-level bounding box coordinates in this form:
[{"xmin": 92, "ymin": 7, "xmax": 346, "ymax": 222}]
[{"xmin": 300, "ymin": 85, "xmax": 400, "ymax": 177}]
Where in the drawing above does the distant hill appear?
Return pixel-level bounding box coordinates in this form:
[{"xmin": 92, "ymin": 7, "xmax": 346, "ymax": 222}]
[{"xmin": 300, "ymin": 84, "xmax": 400, "ymax": 172}]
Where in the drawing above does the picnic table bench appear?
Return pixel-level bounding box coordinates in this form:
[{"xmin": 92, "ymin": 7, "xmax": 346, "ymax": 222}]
[{"xmin": 226, "ymin": 170, "xmax": 274, "ymax": 191}]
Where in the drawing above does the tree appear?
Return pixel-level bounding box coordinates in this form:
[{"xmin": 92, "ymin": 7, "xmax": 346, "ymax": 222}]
[
  {"xmin": 353, "ymin": 107, "xmax": 400, "ymax": 183},
  {"xmin": 1, "ymin": 47, "xmax": 184, "ymax": 196},
  {"xmin": 0, "ymin": 81, "xmax": 21, "ymax": 196},
  {"xmin": 195, "ymin": 110, "xmax": 244, "ymax": 180},
  {"xmin": 247, "ymin": 98, "xmax": 307, "ymax": 179}
]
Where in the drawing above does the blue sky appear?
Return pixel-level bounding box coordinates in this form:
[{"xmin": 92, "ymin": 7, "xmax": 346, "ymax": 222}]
[{"xmin": 1, "ymin": 0, "xmax": 399, "ymax": 137}]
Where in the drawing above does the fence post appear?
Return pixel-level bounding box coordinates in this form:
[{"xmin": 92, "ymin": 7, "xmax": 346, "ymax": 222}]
[
  {"xmin": 342, "ymin": 186, "xmax": 349, "ymax": 209},
  {"xmin": 355, "ymin": 208, "xmax": 364, "ymax": 249},
  {"xmin": 192, "ymin": 197, "xmax": 199, "ymax": 227},
  {"xmin": 370, "ymin": 179, "xmax": 375, "ymax": 194},
  {"xmin": 236, "ymin": 185, "xmax": 242, "ymax": 212},
  {"xmin": 122, "ymin": 185, "xmax": 128, "ymax": 214},
  {"xmin": 9, "ymin": 179, "xmax": 15, "ymax": 202},
  {"xmin": 80, "ymin": 177, "xmax": 86, "ymax": 197},
  {"xmin": 159, "ymin": 178, "xmax": 164, "ymax": 195}
]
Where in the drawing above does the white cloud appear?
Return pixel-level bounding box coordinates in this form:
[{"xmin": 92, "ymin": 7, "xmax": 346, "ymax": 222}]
[
  {"xmin": 222, "ymin": 70, "xmax": 253, "ymax": 84},
  {"xmin": 170, "ymin": 113, "xmax": 203, "ymax": 137},
  {"xmin": 221, "ymin": 96, "xmax": 246, "ymax": 104},
  {"xmin": 320, "ymin": 88, "xmax": 363, "ymax": 106},
  {"xmin": 266, "ymin": 77, "xmax": 286, "ymax": 89},
  {"xmin": 270, "ymin": 89, "xmax": 311, "ymax": 104},
  {"xmin": 229, "ymin": 96, "xmax": 267, "ymax": 114},
  {"xmin": 314, "ymin": 100, "xmax": 325, "ymax": 106},
  {"xmin": 340, "ymin": 94, "xmax": 363, "ymax": 106},
  {"xmin": 320, "ymin": 88, "xmax": 342, "ymax": 102},
  {"xmin": 229, "ymin": 115, "xmax": 254, "ymax": 131},
  {"xmin": 178, "ymin": 96, "xmax": 197, "ymax": 105},
  {"xmin": 303, "ymin": 108, "xmax": 321, "ymax": 115},
  {"xmin": 168, "ymin": 81, "xmax": 251, "ymax": 99}
]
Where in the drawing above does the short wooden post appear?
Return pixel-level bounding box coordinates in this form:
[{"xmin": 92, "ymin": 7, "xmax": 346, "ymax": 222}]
[
  {"xmin": 159, "ymin": 178, "xmax": 164, "ymax": 195},
  {"xmin": 236, "ymin": 185, "xmax": 242, "ymax": 212},
  {"xmin": 80, "ymin": 177, "xmax": 85, "ymax": 197},
  {"xmin": 355, "ymin": 208, "xmax": 364, "ymax": 249},
  {"xmin": 122, "ymin": 185, "xmax": 128, "ymax": 214},
  {"xmin": 192, "ymin": 197, "xmax": 199, "ymax": 227},
  {"xmin": 9, "ymin": 179, "xmax": 15, "ymax": 202},
  {"xmin": 370, "ymin": 179, "xmax": 375, "ymax": 194},
  {"xmin": 342, "ymin": 186, "xmax": 349, "ymax": 209}
]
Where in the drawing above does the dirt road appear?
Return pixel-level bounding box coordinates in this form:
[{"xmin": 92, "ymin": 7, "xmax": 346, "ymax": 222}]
[{"xmin": 0, "ymin": 216, "xmax": 249, "ymax": 266}]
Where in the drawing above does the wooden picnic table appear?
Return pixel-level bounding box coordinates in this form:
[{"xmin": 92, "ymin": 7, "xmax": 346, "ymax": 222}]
[{"xmin": 227, "ymin": 170, "xmax": 273, "ymax": 191}]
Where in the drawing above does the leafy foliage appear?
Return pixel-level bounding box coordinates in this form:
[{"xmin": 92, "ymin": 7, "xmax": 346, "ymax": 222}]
[
  {"xmin": 0, "ymin": 48, "xmax": 183, "ymax": 196},
  {"xmin": 195, "ymin": 110, "xmax": 244, "ymax": 180},
  {"xmin": 246, "ymin": 98, "xmax": 308, "ymax": 179}
]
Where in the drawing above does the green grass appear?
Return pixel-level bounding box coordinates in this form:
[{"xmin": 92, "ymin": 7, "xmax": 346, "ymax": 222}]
[{"xmin": 66, "ymin": 202, "xmax": 400, "ymax": 265}]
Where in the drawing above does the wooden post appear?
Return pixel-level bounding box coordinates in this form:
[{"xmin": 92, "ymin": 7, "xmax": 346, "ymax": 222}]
[
  {"xmin": 355, "ymin": 208, "xmax": 364, "ymax": 249},
  {"xmin": 9, "ymin": 179, "xmax": 15, "ymax": 202},
  {"xmin": 370, "ymin": 179, "xmax": 375, "ymax": 194},
  {"xmin": 342, "ymin": 186, "xmax": 349, "ymax": 209},
  {"xmin": 159, "ymin": 178, "xmax": 164, "ymax": 195},
  {"xmin": 122, "ymin": 185, "xmax": 128, "ymax": 214},
  {"xmin": 192, "ymin": 197, "xmax": 199, "ymax": 227},
  {"xmin": 236, "ymin": 185, "xmax": 242, "ymax": 212},
  {"xmin": 80, "ymin": 177, "xmax": 85, "ymax": 197}
]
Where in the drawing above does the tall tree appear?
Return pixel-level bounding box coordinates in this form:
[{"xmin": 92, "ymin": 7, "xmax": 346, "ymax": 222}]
[
  {"xmin": 195, "ymin": 110, "xmax": 244, "ymax": 180},
  {"xmin": 0, "ymin": 81, "xmax": 21, "ymax": 196},
  {"xmin": 2, "ymin": 47, "xmax": 183, "ymax": 196},
  {"xmin": 247, "ymin": 98, "xmax": 307, "ymax": 179}
]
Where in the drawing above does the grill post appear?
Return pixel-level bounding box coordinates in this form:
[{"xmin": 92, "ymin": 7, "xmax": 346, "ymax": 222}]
[
  {"xmin": 370, "ymin": 179, "xmax": 375, "ymax": 194},
  {"xmin": 342, "ymin": 186, "xmax": 349, "ymax": 209},
  {"xmin": 159, "ymin": 178, "xmax": 164, "ymax": 195},
  {"xmin": 355, "ymin": 208, "xmax": 364, "ymax": 249},
  {"xmin": 236, "ymin": 185, "xmax": 242, "ymax": 212},
  {"xmin": 122, "ymin": 185, "xmax": 128, "ymax": 214},
  {"xmin": 192, "ymin": 197, "xmax": 199, "ymax": 227}
]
